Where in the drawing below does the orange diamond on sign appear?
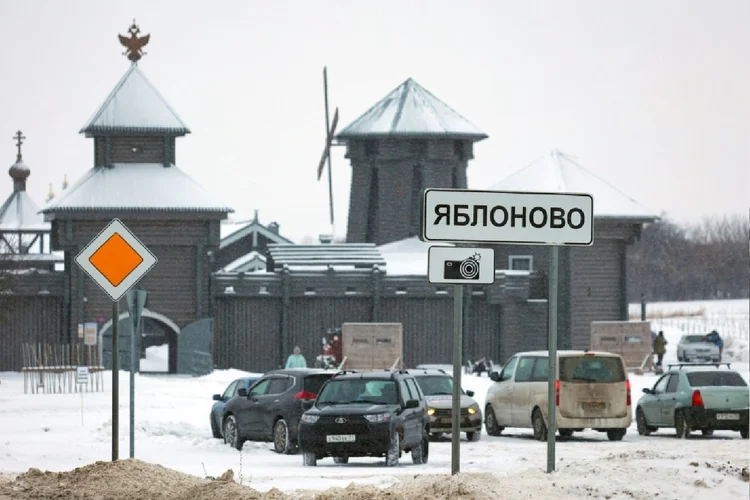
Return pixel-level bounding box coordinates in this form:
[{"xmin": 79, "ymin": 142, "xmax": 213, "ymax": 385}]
[{"xmin": 88, "ymin": 232, "xmax": 144, "ymax": 287}]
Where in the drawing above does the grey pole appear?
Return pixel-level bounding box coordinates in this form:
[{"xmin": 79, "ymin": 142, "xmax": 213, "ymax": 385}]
[
  {"xmin": 451, "ymin": 284, "xmax": 464, "ymax": 475},
  {"xmin": 112, "ymin": 300, "xmax": 119, "ymax": 461},
  {"xmin": 129, "ymin": 311, "xmax": 136, "ymax": 458},
  {"xmin": 546, "ymin": 246, "xmax": 559, "ymax": 473}
]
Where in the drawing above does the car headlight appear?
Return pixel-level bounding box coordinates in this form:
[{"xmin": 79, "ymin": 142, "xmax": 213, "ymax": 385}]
[
  {"xmin": 467, "ymin": 404, "xmax": 480, "ymax": 415},
  {"xmin": 301, "ymin": 414, "xmax": 319, "ymax": 424},
  {"xmin": 427, "ymin": 408, "xmax": 435, "ymax": 416},
  {"xmin": 364, "ymin": 413, "xmax": 391, "ymax": 423}
]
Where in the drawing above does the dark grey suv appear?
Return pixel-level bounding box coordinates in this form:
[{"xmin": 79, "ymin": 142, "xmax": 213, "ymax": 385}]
[
  {"xmin": 222, "ymin": 368, "xmax": 337, "ymax": 453},
  {"xmin": 297, "ymin": 370, "xmax": 430, "ymax": 467}
]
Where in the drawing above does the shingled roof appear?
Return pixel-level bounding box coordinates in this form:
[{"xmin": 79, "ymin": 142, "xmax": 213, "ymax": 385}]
[
  {"xmin": 0, "ymin": 190, "xmax": 49, "ymax": 232},
  {"xmin": 490, "ymin": 150, "xmax": 658, "ymax": 221},
  {"xmin": 336, "ymin": 78, "xmax": 487, "ymax": 140},
  {"xmin": 80, "ymin": 64, "xmax": 190, "ymax": 136}
]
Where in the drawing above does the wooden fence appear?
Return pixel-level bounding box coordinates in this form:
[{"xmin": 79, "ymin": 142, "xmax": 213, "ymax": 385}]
[{"xmin": 21, "ymin": 343, "xmax": 105, "ymax": 394}]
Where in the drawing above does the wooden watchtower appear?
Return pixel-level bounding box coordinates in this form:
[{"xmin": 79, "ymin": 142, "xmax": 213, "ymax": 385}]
[{"xmin": 41, "ymin": 23, "xmax": 233, "ymax": 373}]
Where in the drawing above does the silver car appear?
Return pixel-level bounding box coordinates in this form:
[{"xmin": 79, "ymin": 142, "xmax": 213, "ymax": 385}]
[{"xmin": 677, "ymin": 335, "xmax": 720, "ymax": 363}]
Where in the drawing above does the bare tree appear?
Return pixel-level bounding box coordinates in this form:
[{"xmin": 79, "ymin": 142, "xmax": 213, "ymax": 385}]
[{"xmin": 628, "ymin": 212, "xmax": 750, "ymax": 302}]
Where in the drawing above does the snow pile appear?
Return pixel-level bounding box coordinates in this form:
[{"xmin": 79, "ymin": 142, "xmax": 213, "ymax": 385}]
[
  {"xmin": 141, "ymin": 344, "xmax": 169, "ymax": 372},
  {"xmin": 2, "ymin": 451, "xmax": 748, "ymax": 500}
]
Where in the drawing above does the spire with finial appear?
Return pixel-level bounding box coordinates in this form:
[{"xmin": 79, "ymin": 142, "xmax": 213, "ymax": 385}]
[
  {"xmin": 62, "ymin": 174, "xmax": 68, "ymax": 190},
  {"xmin": 9, "ymin": 130, "xmax": 31, "ymax": 192},
  {"xmin": 118, "ymin": 20, "xmax": 150, "ymax": 64},
  {"xmin": 46, "ymin": 182, "xmax": 54, "ymax": 202}
]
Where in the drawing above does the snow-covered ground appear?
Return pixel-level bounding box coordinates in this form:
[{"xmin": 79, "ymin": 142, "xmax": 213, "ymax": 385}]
[
  {"xmin": 0, "ymin": 299, "xmax": 748, "ymax": 498},
  {"xmin": 140, "ymin": 344, "xmax": 169, "ymax": 372}
]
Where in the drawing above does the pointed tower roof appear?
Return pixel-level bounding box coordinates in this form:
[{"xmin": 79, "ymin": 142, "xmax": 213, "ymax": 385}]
[
  {"xmin": 80, "ymin": 63, "xmax": 190, "ymax": 136},
  {"xmin": 0, "ymin": 131, "xmax": 49, "ymax": 232},
  {"xmin": 490, "ymin": 150, "xmax": 658, "ymax": 221},
  {"xmin": 336, "ymin": 78, "xmax": 487, "ymax": 141}
]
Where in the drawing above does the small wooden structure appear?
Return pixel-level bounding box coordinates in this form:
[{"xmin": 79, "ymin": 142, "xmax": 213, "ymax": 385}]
[
  {"xmin": 340, "ymin": 322, "xmax": 403, "ymax": 371},
  {"xmin": 590, "ymin": 321, "xmax": 653, "ymax": 373},
  {"xmin": 21, "ymin": 343, "xmax": 104, "ymax": 394}
]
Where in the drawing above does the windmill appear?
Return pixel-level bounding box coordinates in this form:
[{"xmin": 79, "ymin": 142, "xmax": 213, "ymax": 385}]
[{"xmin": 316, "ymin": 66, "xmax": 343, "ymax": 239}]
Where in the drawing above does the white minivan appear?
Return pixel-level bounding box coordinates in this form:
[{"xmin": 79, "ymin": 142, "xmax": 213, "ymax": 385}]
[{"xmin": 484, "ymin": 350, "xmax": 632, "ymax": 441}]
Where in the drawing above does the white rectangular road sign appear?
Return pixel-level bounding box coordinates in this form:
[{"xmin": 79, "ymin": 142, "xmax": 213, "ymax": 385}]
[
  {"xmin": 76, "ymin": 366, "xmax": 89, "ymax": 384},
  {"xmin": 74, "ymin": 219, "xmax": 158, "ymax": 302},
  {"xmin": 422, "ymin": 189, "xmax": 594, "ymax": 246},
  {"xmin": 428, "ymin": 246, "xmax": 495, "ymax": 285}
]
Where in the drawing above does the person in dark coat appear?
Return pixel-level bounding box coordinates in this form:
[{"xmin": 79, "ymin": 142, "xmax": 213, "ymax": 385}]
[
  {"xmin": 704, "ymin": 330, "xmax": 724, "ymax": 360},
  {"xmin": 472, "ymin": 357, "xmax": 488, "ymax": 376},
  {"xmin": 653, "ymin": 331, "xmax": 667, "ymax": 367}
]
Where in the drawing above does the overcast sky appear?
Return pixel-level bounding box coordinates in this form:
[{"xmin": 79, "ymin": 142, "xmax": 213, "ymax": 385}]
[{"xmin": 2, "ymin": 0, "xmax": 748, "ymax": 242}]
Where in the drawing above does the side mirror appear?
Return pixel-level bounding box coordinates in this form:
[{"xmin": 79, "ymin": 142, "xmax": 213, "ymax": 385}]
[
  {"xmin": 642, "ymin": 388, "xmax": 651, "ymax": 394},
  {"xmin": 405, "ymin": 399, "xmax": 420, "ymax": 409},
  {"xmin": 465, "ymin": 390, "xmax": 475, "ymax": 397},
  {"xmin": 489, "ymin": 372, "xmax": 501, "ymax": 382},
  {"xmin": 237, "ymin": 388, "xmax": 248, "ymax": 397},
  {"xmin": 212, "ymin": 394, "xmax": 222, "ymax": 401}
]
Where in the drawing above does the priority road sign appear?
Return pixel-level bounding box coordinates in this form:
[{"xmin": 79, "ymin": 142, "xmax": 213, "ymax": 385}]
[
  {"xmin": 74, "ymin": 219, "xmax": 157, "ymax": 302},
  {"xmin": 421, "ymin": 188, "xmax": 594, "ymax": 246},
  {"xmin": 427, "ymin": 246, "xmax": 495, "ymax": 285}
]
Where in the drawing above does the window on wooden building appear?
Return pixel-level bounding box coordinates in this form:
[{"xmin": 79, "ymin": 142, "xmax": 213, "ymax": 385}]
[{"xmin": 509, "ymin": 256, "xmax": 533, "ymax": 271}]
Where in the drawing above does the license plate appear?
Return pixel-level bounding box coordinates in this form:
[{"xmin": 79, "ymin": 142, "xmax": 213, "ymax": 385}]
[
  {"xmin": 716, "ymin": 413, "xmax": 740, "ymax": 421},
  {"xmin": 582, "ymin": 401, "xmax": 606, "ymax": 410},
  {"xmin": 326, "ymin": 434, "xmax": 355, "ymax": 443}
]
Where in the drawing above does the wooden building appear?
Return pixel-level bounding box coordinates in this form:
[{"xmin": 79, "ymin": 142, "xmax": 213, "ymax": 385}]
[{"xmin": 0, "ymin": 26, "xmax": 657, "ymax": 373}]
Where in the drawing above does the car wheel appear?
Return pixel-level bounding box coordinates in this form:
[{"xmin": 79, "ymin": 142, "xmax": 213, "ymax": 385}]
[
  {"xmin": 223, "ymin": 415, "xmax": 244, "ymax": 450},
  {"xmin": 484, "ymin": 406, "xmax": 504, "ymax": 436},
  {"xmin": 701, "ymin": 429, "xmax": 714, "ymax": 436},
  {"xmin": 532, "ymin": 409, "xmax": 547, "ymax": 442},
  {"xmin": 636, "ymin": 408, "xmax": 651, "ymax": 436},
  {"xmin": 740, "ymin": 428, "xmax": 748, "ymax": 439},
  {"xmin": 333, "ymin": 456, "xmax": 349, "ymax": 464},
  {"xmin": 466, "ymin": 430, "xmax": 481, "ymax": 442},
  {"xmin": 385, "ymin": 432, "xmax": 400, "ymax": 467},
  {"xmin": 411, "ymin": 432, "xmax": 429, "ymax": 464},
  {"xmin": 210, "ymin": 414, "xmax": 222, "ymax": 439},
  {"xmin": 606, "ymin": 429, "xmax": 626, "ymax": 441},
  {"xmin": 303, "ymin": 452, "xmax": 317, "ymax": 466},
  {"xmin": 674, "ymin": 410, "xmax": 691, "ymax": 439},
  {"xmin": 273, "ymin": 419, "xmax": 295, "ymax": 454}
]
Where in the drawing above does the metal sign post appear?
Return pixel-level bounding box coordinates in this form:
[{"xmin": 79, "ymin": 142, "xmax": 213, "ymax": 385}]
[
  {"xmin": 421, "ymin": 188, "xmax": 594, "ymax": 475},
  {"xmin": 427, "ymin": 246, "xmax": 495, "ymax": 475},
  {"xmin": 547, "ymin": 246, "xmax": 559, "ymax": 473},
  {"xmin": 126, "ymin": 288, "xmax": 148, "ymax": 459},
  {"xmin": 74, "ymin": 219, "xmax": 158, "ymax": 462},
  {"xmin": 451, "ymin": 284, "xmax": 463, "ymax": 475}
]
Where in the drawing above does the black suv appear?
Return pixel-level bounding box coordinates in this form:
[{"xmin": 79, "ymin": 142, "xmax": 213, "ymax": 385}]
[
  {"xmin": 222, "ymin": 368, "xmax": 337, "ymax": 453},
  {"xmin": 297, "ymin": 370, "xmax": 430, "ymax": 467}
]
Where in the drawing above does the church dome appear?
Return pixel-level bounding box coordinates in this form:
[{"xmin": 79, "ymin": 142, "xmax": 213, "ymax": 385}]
[{"xmin": 9, "ymin": 159, "xmax": 30, "ymax": 181}]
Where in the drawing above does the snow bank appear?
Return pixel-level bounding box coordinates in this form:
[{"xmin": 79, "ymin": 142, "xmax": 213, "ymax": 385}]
[{"xmin": 2, "ymin": 451, "xmax": 748, "ymax": 500}]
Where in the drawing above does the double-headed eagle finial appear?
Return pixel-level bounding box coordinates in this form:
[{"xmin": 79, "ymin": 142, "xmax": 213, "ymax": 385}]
[{"xmin": 119, "ymin": 19, "xmax": 150, "ymax": 63}]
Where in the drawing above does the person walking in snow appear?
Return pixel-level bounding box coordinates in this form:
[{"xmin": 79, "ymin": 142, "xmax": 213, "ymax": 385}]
[
  {"xmin": 704, "ymin": 330, "xmax": 724, "ymax": 360},
  {"xmin": 285, "ymin": 346, "xmax": 307, "ymax": 369},
  {"xmin": 653, "ymin": 331, "xmax": 667, "ymax": 367}
]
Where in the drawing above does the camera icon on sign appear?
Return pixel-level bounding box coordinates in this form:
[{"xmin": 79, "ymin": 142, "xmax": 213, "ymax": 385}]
[{"xmin": 443, "ymin": 255, "xmax": 480, "ymax": 280}]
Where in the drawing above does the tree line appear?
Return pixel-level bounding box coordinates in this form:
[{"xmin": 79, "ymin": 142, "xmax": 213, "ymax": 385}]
[{"xmin": 627, "ymin": 212, "xmax": 749, "ymax": 302}]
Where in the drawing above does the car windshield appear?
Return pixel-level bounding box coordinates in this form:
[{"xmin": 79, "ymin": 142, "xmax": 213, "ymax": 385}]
[
  {"xmin": 682, "ymin": 335, "xmax": 708, "ymax": 343},
  {"xmin": 559, "ymin": 356, "xmax": 626, "ymax": 383},
  {"xmin": 316, "ymin": 379, "xmax": 398, "ymax": 406},
  {"xmin": 687, "ymin": 371, "xmax": 748, "ymax": 387},
  {"xmin": 414, "ymin": 375, "xmax": 457, "ymax": 396}
]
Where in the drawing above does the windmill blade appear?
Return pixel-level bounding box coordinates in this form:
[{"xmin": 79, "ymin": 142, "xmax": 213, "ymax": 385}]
[{"xmin": 317, "ymin": 107, "xmax": 339, "ymax": 181}]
